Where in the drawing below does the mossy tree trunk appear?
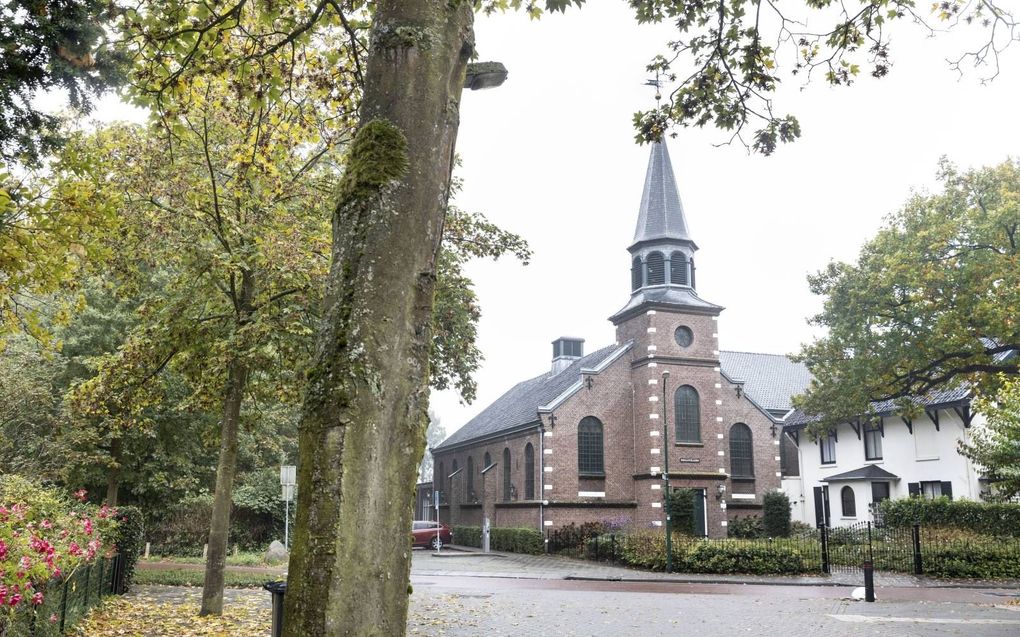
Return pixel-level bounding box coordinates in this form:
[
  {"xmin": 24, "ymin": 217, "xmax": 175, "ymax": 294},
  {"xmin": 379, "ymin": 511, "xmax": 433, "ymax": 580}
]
[{"xmin": 283, "ymin": 1, "xmax": 474, "ymax": 635}]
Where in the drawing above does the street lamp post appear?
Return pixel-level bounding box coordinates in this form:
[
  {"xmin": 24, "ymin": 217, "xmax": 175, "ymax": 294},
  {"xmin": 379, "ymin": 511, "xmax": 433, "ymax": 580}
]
[{"xmin": 661, "ymin": 370, "xmax": 671, "ymax": 573}]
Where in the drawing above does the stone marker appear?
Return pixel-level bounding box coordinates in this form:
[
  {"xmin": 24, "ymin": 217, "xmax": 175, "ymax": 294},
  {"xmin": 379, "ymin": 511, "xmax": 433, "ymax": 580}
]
[{"xmin": 265, "ymin": 540, "xmax": 289, "ymax": 565}]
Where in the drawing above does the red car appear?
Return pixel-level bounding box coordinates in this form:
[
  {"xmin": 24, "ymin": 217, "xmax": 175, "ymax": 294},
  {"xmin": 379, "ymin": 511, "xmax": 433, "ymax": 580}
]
[{"xmin": 412, "ymin": 521, "xmax": 452, "ymax": 550}]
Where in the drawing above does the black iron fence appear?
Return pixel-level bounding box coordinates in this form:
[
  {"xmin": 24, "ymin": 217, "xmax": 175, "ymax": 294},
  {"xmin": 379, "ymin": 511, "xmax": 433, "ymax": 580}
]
[
  {"xmin": 568, "ymin": 522, "xmax": 1020, "ymax": 579},
  {"xmin": 0, "ymin": 555, "xmax": 126, "ymax": 637}
]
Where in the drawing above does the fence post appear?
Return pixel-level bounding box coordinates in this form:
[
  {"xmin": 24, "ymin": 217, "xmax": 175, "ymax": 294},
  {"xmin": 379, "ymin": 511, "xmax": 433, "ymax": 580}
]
[
  {"xmin": 819, "ymin": 524, "xmax": 830, "ymax": 574},
  {"xmin": 911, "ymin": 523, "xmax": 923, "ymax": 575},
  {"xmin": 58, "ymin": 578, "xmax": 69, "ymax": 633},
  {"xmin": 863, "ymin": 561, "xmax": 876, "ymax": 602}
]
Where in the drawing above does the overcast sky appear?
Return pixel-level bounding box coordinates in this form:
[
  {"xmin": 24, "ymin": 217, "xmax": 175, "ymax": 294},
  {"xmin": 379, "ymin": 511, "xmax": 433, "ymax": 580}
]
[
  {"xmin": 430, "ymin": 4, "xmax": 1020, "ymax": 437},
  {"xmin": 71, "ymin": 4, "xmax": 1019, "ymax": 440}
]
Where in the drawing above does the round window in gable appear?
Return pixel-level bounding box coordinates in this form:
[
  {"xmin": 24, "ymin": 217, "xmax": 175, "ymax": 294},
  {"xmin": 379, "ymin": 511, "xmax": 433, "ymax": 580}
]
[{"xmin": 674, "ymin": 326, "xmax": 694, "ymax": 348}]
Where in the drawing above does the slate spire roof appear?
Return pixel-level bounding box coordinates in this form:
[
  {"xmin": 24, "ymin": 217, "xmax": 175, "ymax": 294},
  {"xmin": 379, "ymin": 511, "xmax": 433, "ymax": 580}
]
[{"xmin": 630, "ymin": 141, "xmax": 695, "ymax": 250}]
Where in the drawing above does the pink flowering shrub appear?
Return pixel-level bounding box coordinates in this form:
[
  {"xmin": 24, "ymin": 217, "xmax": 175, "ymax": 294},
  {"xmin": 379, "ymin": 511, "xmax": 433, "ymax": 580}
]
[{"xmin": 0, "ymin": 476, "xmax": 118, "ymax": 624}]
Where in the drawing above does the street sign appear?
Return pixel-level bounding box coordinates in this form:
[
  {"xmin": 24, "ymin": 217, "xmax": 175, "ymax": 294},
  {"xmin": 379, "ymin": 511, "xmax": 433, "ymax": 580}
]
[
  {"xmin": 281, "ymin": 484, "xmax": 295, "ymax": 501},
  {"xmin": 280, "ymin": 465, "xmax": 296, "ymax": 486}
]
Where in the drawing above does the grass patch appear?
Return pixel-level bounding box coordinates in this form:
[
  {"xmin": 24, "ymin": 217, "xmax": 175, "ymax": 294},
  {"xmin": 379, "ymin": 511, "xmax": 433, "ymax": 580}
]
[
  {"xmin": 141, "ymin": 551, "xmax": 269, "ymax": 567},
  {"xmin": 133, "ymin": 569, "xmax": 275, "ymax": 588}
]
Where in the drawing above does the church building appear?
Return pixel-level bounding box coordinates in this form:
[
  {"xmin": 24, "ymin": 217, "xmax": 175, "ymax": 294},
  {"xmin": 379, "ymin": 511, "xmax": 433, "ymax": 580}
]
[{"xmin": 431, "ymin": 141, "xmax": 812, "ymax": 538}]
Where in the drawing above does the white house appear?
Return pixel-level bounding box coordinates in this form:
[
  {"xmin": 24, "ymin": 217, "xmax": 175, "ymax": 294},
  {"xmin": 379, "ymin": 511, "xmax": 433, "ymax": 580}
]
[{"xmin": 780, "ymin": 388, "xmax": 987, "ymax": 527}]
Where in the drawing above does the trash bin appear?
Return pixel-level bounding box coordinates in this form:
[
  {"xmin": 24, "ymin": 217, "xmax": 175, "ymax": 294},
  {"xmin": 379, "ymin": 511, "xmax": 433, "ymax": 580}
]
[{"xmin": 263, "ymin": 580, "xmax": 287, "ymax": 637}]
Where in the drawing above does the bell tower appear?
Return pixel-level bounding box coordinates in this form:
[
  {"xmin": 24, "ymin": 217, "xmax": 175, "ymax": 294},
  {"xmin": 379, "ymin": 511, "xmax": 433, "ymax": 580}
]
[{"xmin": 610, "ymin": 139, "xmax": 729, "ymax": 537}]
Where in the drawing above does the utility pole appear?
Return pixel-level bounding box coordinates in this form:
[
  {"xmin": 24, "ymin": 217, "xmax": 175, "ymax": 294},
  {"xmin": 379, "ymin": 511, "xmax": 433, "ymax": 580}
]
[{"xmin": 661, "ymin": 370, "xmax": 671, "ymax": 573}]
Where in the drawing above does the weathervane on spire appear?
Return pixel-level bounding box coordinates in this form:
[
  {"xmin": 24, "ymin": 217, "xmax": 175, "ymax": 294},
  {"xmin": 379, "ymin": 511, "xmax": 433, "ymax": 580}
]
[{"xmin": 644, "ymin": 71, "xmax": 662, "ymax": 104}]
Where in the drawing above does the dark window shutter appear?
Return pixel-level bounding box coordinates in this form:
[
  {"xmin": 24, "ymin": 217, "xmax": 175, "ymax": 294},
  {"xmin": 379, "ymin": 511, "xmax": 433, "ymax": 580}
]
[
  {"xmin": 940, "ymin": 481, "xmax": 953, "ymax": 500},
  {"xmin": 908, "ymin": 482, "xmax": 920, "ymax": 497}
]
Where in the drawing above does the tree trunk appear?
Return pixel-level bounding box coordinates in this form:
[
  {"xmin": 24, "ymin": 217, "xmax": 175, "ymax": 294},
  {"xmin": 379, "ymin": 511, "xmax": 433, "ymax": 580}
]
[
  {"xmin": 283, "ymin": 1, "xmax": 474, "ymax": 635},
  {"xmin": 199, "ymin": 355, "xmax": 250, "ymax": 615},
  {"xmin": 105, "ymin": 436, "xmax": 121, "ymax": 507}
]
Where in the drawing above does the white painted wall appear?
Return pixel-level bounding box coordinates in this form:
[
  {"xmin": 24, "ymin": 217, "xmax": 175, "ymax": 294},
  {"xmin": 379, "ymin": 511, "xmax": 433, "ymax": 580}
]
[{"xmin": 782, "ymin": 406, "xmax": 985, "ymax": 527}]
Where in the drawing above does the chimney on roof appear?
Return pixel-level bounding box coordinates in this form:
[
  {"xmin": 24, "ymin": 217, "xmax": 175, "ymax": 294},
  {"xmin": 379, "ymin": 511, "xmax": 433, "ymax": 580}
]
[{"xmin": 551, "ymin": 337, "xmax": 584, "ymax": 375}]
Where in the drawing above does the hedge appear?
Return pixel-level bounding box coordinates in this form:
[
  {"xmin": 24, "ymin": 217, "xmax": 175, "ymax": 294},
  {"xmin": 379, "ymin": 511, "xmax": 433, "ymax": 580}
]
[
  {"xmin": 619, "ymin": 530, "xmax": 817, "ymax": 575},
  {"xmin": 879, "ymin": 497, "xmax": 1020, "ymax": 537},
  {"xmin": 453, "ymin": 526, "xmax": 481, "ymax": 548},
  {"xmin": 450, "ymin": 526, "xmax": 543, "ymax": 555},
  {"xmin": 111, "ymin": 505, "xmax": 145, "ymax": 593}
]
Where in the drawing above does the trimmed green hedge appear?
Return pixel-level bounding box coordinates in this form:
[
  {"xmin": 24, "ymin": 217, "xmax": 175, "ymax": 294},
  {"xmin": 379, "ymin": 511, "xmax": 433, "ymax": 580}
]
[
  {"xmin": 620, "ymin": 530, "xmax": 817, "ymax": 575},
  {"xmin": 453, "ymin": 526, "xmax": 481, "ymax": 548},
  {"xmin": 451, "ymin": 526, "xmax": 543, "ymax": 555},
  {"xmin": 924, "ymin": 543, "xmax": 1020, "ymax": 578},
  {"xmin": 879, "ymin": 497, "xmax": 1020, "ymax": 537}
]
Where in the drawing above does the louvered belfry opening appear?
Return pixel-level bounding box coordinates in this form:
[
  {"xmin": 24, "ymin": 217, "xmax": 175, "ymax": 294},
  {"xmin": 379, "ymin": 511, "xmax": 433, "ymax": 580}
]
[
  {"xmin": 645, "ymin": 251, "xmax": 666, "ymax": 285},
  {"xmin": 670, "ymin": 250, "xmax": 688, "ymax": 285}
]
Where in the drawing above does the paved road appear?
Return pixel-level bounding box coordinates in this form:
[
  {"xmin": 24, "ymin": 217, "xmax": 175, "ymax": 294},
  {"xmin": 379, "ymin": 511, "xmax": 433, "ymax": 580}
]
[
  {"xmin": 129, "ymin": 549, "xmax": 1020, "ymax": 636},
  {"xmin": 409, "ymin": 575, "xmax": 1020, "ymax": 637}
]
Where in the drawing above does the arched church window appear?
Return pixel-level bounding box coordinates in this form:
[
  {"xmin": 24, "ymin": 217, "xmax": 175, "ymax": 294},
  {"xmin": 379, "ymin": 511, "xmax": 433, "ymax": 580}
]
[
  {"xmin": 524, "ymin": 443, "xmax": 535, "ymax": 499},
  {"xmin": 729, "ymin": 423, "xmax": 754, "ymax": 478},
  {"xmin": 502, "ymin": 448, "xmax": 512, "ymax": 501},
  {"xmin": 577, "ymin": 416, "xmax": 605, "ymax": 476},
  {"xmin": 646, "ymin": 252, "xmax": 665, "ymax": 286},
  {"xmin": 675, "ymin": 385, "xmax": 701, "ymax": 443}
]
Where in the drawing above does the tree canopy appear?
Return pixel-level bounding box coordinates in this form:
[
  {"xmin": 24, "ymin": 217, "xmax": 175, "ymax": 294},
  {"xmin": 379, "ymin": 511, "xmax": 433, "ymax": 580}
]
[
  {"xmin": 795, "ymin": 158, "xmax": 1020, "ymax": 428},
  {"xmin": 964, "ymin": 375, "xmax": 1020, "ymax": 500},
  {"xmin": 0, "ymin": 0, "xmax": 127, "ymax": 164}
]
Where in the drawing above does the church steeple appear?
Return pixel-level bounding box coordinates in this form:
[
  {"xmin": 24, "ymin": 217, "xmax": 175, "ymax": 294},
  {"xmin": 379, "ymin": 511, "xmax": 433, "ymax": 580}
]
[
  {"xmin": 631, "ymin": 141, "xmax": 696, "ymax": 250},
  {"xmin": 610, "ymin": 141, "xmax": 722, "ymax": 326}
]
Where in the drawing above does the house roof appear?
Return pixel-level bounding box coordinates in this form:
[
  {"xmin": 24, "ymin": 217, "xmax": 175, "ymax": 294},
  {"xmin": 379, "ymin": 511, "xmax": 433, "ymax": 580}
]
[
  {"xmin": 433, "ymin": 343, "xmax": 630, "ymax": 452},
  {"xmin": 436, "ymin": 345, "xmax": 810, "ymax": 451},
  {"xmin": 822, "ymin": 465, "xmax": 900, "ymax": 482},
  {"xmin": 718, "ymin": 351, "xmax": 812, "ymax": 413},
  {"xmin": 631, "ymin": 141, "xmax": 695, "ymax": 250},
  {"xmin": 784, "ymin": 385, "xmax": 971, "ymax": 430}
]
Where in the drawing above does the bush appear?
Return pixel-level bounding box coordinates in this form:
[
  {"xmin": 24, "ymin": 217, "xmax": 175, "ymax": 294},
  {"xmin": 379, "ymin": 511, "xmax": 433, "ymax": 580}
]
[
  {"xmin": 683, "ymin": 540, "xmax": 809, "ymax": 575},
  {"xmin": 491, "ymin": 528, "xmax": 543, "ymax": 555},
  {"xmin": 727, "ymin": 515, "xmax": 764, "ymax": 539},
  {"xmin": 448, "ymin": 526, "xmax": 543, "ymax": 554},
  {"xmin": 453, "ymin": 526, "xmax": 481, "ymax": 548},
  {"xmin": 110, "ymin": 505, "xmax": 145, "ymax": 593},
  {"xmin": 548, "ymin": 522, "xmax": 607, "ymax": 553},
  {"xmin": 763, "ymin": 491, "xmax": 791, "ymax": 537},
  {"xmin": 666, "ymin": 488, "xmax": 697, "ymax": 535},
  {"xmin": 618, "ymin": 530, "xmax": 815, "ymax": 575},
  {"xmin": 145, "ymin": 494, "xmax": 279, "ymax": 555},
  {"xmin": 0, "ymin": 476, "xmax": 118, "ymax": 630},
  {"xmin": 924, "ymin": 543, "xmax": 1020, "ymax": 578},
  {"xmin": 879, "ymin": 497, "xmax": 1020, "ymax": 537}
]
